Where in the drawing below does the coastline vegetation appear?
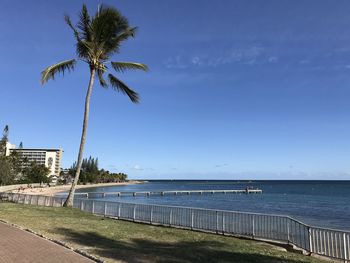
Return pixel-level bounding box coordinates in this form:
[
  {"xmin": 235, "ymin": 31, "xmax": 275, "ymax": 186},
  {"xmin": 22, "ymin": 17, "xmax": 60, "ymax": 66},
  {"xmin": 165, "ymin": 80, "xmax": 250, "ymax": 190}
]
[
  {"xmin": 0, "ymin": 203, "xmax": 330, "ymax": 263},
  {"xmin": 65, "ymin": 156, "xmax": 127, "ymax": 184}
]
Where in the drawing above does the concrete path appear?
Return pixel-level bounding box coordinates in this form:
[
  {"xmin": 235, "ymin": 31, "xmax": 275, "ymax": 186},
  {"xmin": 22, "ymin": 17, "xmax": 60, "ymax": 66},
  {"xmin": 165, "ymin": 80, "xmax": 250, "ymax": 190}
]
[{"xmin": 0, "ymin": 222, "xmax": 95, "ymax": 263}]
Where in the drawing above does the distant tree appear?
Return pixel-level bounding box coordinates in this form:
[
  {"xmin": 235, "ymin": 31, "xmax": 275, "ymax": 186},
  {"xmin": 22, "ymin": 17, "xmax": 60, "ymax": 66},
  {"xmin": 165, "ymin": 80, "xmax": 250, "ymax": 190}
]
[
  {"xmin": 8, "ymin": 151, "xmax": 22, "ymax": 177},
  {"xmin": 0, "ymin": 158, "xmax": 15, "ymax": 185},
  {"xmin": 0, "ymin": 125, "xmax": 20, "ymax": 185},
  {"xmin": 114, "ymin": 172, "xmax": 127, "ymax": 182},
  {"xmin": 99, "ymin": 169, "xmax": 110, "ymax": 183},
  {"xmin": 68, "ymin": 156, "xmax": 127, "ymax": 184},
  {"xmin": 70, "ymin": 156, "xmax": 100, "ymax": 184},
  {"xmin": 21, "ymin": 163, "xmax": 50, "ymax": 184},
  {"xmin": 0, "ymin": 125, "xmax": 9, "ymax": 156},
  {"xmin": 41, "ymin": 4, "xmax": 147, "ymax": 207}
]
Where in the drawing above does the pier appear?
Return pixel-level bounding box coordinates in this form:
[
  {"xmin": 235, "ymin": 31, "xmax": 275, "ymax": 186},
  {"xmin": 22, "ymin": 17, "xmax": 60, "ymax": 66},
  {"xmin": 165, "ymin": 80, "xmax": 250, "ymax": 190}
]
[{"xmin": 74, "ymin": 189, "xmax": 262, "ymax": 198}]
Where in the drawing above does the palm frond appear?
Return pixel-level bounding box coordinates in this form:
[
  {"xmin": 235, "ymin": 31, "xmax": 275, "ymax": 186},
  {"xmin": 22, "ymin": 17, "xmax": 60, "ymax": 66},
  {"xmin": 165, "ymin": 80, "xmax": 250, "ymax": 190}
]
[
  {"xmin": 90, "ymin": 6, "xmax": 130, "ymax": 56},
  {"xmin": 64, "ymin": 5, "xmax": 139, "ymax": 62},
  {"xmin": 111, "ymin": 61, "xmax": 148, "ymax": 73},
  {"xmin": 103, "ymin": 27, "xmax": 137, "ymax": 56},
  {"xmin": 65, "ymin": 14, "xmax": 91, "ymax": 59},
  {"xmin": 41, "ymin": 59, "xmax": 76, "ymax": 85},
  {"xmin": 116, "ymin": 27, "xmax": 137, "ymax": 41},
  {"xmin": 76, "ymin": 41, "xmax": 91, "ymax": 59},
  {"xmin": 65, "ymin": 15, "xmax": 81, "ymax": 41},
  {"xmin": 108, "ymin": 73, "xmax": 139, "ymax": 103},
  {"xmin": 97, "ymin": 69, "xmax": 108, "ymax": 88},
  {"xmin": 77, "ymin": 4, "xmax": 92, "ymax": 41}
]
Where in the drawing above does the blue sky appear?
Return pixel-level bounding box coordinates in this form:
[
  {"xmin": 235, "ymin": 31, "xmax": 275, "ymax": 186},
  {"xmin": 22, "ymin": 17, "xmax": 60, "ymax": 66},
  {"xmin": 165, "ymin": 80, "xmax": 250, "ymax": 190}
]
[{"xmin": 1, "ymin": 0, "xmax": 350, "ymax": 180}]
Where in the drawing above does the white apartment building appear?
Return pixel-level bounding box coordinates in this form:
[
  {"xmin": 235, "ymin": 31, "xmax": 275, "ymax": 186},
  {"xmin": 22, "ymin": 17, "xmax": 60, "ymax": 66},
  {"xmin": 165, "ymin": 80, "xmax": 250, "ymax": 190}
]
[{"xmin": 5, "ymin": 142, "xmax": 63, "ymax": 177}]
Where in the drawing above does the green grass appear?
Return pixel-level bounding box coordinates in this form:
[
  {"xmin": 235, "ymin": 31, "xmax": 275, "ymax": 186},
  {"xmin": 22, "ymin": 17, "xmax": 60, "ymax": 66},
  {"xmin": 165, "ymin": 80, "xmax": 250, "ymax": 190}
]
[{"xmin": 0, "ymin": 202, "xmax": 331, "ymax": 263}]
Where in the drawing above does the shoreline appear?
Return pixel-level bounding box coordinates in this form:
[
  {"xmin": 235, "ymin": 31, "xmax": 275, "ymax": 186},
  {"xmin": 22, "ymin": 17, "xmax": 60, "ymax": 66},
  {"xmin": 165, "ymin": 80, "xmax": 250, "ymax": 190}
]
[{"xmin": 9, "ymin": 181, "xmax": 144, "ymax": 196}]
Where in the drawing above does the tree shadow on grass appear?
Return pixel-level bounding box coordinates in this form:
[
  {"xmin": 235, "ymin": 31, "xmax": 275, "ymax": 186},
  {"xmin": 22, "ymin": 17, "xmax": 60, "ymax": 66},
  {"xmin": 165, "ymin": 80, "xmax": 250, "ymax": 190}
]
[{"xmin": 55, "ymin": 227, "xmax": 310, "ymax": 263}]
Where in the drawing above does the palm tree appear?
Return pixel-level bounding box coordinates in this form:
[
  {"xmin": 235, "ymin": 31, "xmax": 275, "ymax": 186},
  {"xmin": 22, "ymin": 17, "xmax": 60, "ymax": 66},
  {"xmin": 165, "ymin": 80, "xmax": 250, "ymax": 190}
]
[{"xmin": 41, "ymin": 4, "xmax": 148, "ymax": 207}]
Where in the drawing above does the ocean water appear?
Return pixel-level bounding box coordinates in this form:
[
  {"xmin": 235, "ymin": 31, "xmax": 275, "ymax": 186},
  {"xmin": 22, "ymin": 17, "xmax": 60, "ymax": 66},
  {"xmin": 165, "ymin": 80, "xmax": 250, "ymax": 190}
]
[{"xmin": 75, "ymin": 180, "xmax": 350, "ymax": 231}]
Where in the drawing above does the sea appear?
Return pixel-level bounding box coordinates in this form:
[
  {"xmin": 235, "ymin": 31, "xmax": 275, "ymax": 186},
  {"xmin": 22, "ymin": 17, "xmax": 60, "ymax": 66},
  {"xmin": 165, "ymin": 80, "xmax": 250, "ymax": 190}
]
[{"xmin": 74, "ymin": 180, "xmax": 350, "ymax": 231}]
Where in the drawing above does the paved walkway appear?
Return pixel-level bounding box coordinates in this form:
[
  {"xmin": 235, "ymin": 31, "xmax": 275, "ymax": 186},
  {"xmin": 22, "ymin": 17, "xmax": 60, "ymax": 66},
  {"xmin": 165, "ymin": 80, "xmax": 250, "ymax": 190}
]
[{"xmin": 0, "ymin": 222, "xmax": 94, "ymax": 263}]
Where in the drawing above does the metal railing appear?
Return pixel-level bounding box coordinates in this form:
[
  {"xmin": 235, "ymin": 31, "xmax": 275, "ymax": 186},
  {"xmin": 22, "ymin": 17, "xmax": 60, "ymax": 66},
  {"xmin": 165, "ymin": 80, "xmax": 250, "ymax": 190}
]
[{"xmin": 1, "ymin": 192, "xmax": 349, "ymax": 262}]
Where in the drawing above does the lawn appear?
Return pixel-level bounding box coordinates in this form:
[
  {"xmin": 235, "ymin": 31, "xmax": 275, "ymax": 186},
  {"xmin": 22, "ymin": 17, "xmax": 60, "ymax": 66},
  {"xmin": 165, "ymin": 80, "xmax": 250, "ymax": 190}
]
[{"xmin": 0, "ymin": 202, "xmax": 331, "ymax": 263}]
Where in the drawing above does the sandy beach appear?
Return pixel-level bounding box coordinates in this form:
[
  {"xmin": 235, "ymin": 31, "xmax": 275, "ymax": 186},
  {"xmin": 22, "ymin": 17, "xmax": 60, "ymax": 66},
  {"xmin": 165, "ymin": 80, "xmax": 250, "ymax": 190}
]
[{"xmin": 9, "ymin": 181, "xmax": 143, "ymax": 196}]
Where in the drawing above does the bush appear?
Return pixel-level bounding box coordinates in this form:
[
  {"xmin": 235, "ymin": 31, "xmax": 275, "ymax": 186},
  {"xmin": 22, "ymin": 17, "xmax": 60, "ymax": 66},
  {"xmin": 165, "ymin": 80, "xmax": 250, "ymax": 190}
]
[{"xmin": 21, "ymin": 163, "xmax": 51, "ymax": 184}]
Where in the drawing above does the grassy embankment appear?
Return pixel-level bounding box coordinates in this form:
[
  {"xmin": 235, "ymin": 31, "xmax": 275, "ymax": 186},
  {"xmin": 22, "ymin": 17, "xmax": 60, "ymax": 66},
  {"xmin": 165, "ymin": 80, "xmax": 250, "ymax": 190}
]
[{"xmin": 0, "ymin": 202, "xmax": 332, "ymax": 263}]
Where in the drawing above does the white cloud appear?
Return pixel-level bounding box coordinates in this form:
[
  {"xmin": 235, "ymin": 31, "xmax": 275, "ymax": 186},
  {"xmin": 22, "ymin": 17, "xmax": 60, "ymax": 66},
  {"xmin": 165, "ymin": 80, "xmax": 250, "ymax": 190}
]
[
  {"xmin": 133, "ymin": 164, "xmax": 143, "ymax": 171},
  {"xmin": 164, "ymin": 46, "xmax": 267, "ymax": 69},
  {"xmin": 299, "ymin": 59, "xmax": 310, "ymax": 64},
  {"xmin": 164, "ymin": 55, "xmax": 188, "ymax": 69},
  {"xmin": 208, "ymin": 46, "xmax": 265, "ymax": 67},
  {"xmin": 191, "ymin": 56, "xmax": 201, "ymax": 65},
  {"xmin": 268, "ymin": 56, "xmax": 279, "ymax": 63}
]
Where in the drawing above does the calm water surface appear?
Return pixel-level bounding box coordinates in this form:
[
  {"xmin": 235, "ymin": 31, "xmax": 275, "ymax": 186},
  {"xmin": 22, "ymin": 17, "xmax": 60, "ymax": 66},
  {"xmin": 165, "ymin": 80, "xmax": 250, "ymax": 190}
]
[{"xmin": 74, "ymin": 180, "xmax": 350, "ymax": 231}]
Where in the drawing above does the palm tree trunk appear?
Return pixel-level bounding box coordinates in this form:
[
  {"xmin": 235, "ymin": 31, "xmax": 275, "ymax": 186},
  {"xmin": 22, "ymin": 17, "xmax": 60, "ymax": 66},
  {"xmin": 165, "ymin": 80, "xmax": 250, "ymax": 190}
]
[{"xmin": 64, "ymin": 68, "xmax": 95, "ymax": 207}]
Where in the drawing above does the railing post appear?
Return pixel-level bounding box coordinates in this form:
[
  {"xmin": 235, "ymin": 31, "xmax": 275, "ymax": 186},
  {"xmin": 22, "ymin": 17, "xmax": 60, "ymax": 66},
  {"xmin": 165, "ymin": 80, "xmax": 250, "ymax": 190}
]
[
  {"xmin": 308, "ymin": 227, "xmax": 313, "ymax": 255},
  {"xmin": 343, "ymin": 233, "xmax": 348, "ymax": 262},
  {"xmin": 216, "ymin": 211, "xmax": 219, "ymax": 234},
  {"xmin": 169, "ymin": 208, "xmax": 172, "ymax": 226},
  {"xmin": 133, "ymin": 204, "xmax": 136, "ymax": 221},
  {"xmin": 150, "ymin": 206, "xmax": 153, "ymax": 224},
  {"xmin": 191, "ymin": 209, "xmax": 194, "ymax": 230},
  {"xmin": 104, "ymin": 202, "xmax": 107, "ymax": 216},
  {"xmin": 118, "ymin": 203, "xmax": 121, "ymax": 218},
  {"xmin": 287, "ymin": 219, "xmax": 290, "ymax": 243},
  {"xmin": 80, "ymin": 200, "xmax": 84, "ymax": 211},
  {"xmin": 222, "ymin": 212, "xmax": 225, "ymax": 234},
  {"xmin": 92, "ymin": 201, "xmax": 95, "ymax": 214},
  {"xmin": 252, "ymin": 215, "xmax": 255, "ymax": 238}
]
